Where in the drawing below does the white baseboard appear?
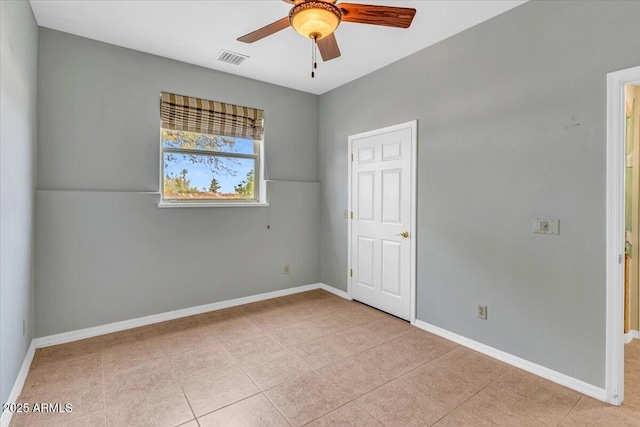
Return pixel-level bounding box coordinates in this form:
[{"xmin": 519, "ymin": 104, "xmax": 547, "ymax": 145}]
[
  {"xmin": 31, "ymin": 282, "xmax": 353, "ymax": 349},
  {"xmin": 319, "ymin": 283, "xmax": 351, "ymax": 300},
  {"xmin": 413, "ymin": 319, "xmax": 607, "ymax": 403},
  {"xmin": 1, "ymin": 341, "xmax": 36, "ymax": 427},
  {"xmin": 625, "ymin": 330, "xmax": 640, "ymax": 344},
  {"xmin": 34, "ymin": 283, "xmax": 326, "ymax": 348}
]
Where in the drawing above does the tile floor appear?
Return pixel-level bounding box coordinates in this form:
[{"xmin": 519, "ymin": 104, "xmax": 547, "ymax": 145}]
[{"xmin": 8, "ymin": 289, "xmax": 640, "ymax": 426}]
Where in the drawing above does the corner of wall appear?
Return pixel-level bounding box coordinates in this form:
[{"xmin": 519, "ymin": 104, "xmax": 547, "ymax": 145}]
[{"xmin": 0, "ymin": 0, "xmax": 38, "ymax": 407}]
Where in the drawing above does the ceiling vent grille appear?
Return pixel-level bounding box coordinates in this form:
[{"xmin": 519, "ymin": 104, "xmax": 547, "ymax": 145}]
[{"xmin": 217, "ymin": 50, "xmax": 249, "ymax": 65}]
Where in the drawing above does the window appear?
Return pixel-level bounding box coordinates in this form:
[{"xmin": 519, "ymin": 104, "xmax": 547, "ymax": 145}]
[{"xmin": 159, "ymin": 92, "xmax": 265, "ymax": 205}]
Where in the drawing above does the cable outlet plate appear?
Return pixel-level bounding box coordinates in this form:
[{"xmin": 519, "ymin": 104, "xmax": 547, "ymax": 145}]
[
  {"xmin": 532, "ymin": 218, "xmax": 559, "ymax": 235},
  {"xmin": 478, "ymin": 305, "xmax": 488, "ymax": 320}
]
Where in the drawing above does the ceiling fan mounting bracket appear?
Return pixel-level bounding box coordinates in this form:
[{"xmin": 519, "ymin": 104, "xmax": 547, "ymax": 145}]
[{"xmin": 288, "ymin": 1, "xmax": 343, "ymax": 40}]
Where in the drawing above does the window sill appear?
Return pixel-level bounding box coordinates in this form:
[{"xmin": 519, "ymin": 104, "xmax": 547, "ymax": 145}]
[{"xmin": 158, "ymin": 201, "xmax": 269, "ymax": 208}]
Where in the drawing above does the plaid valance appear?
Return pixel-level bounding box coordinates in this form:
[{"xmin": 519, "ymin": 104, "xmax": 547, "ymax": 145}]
[{"xmin": 160, "ymin": 92, "xmax": 264, "ymax": 140}]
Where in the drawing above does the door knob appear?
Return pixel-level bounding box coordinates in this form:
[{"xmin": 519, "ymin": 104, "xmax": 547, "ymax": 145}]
[{"xmin": 396, "ymin": 231, "xmax": 409, "ymax": 238}]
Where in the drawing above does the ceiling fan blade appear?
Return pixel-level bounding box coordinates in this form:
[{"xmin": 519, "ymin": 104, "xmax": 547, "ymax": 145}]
[
  {"xmin": 318, "ymin": 33, "xmax": 341, "ymax": 61},
  {"xmin": 339, "ymin": 3, "xmax": 416, "ymax": 28},
  {"xmin": 237, "ymin": 17, "xmax": 290, "ymax": 43}
]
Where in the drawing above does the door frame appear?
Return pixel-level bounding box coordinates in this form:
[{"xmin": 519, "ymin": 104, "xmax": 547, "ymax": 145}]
[
  {"xmin": 347, "ymin": 120, "xmax": 418, "ymax": 324},
  {"xmin": 606, "ymin": 65, "xmax": 640, "ymax": 406}
]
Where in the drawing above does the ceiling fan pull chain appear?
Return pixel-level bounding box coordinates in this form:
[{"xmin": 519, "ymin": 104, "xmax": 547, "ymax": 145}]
[
  {"xmin": 311, "ymin": 37, "xmax": 315, "ymax": 78},
  {"xmin": 311, "ymin": 37, "xmax": 318, "ymax": 79},
  {"xmin": 314, "ymin": 38, "xmax": 318, "ymax": 70}
]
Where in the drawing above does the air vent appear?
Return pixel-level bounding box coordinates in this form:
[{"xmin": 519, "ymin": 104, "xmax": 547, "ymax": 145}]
[{"xmin": 217, "ymin": 50, "xmax": 249, "ymax": 65}]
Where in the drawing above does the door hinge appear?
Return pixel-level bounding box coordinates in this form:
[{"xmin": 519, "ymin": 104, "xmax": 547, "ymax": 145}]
[
  {"xmin": 351, "ymin": 153, "xmax": 353, "ymax": 161},
  {"xmin": 350, "ymin": 211, "xmax": 353, "ymax": 219},
  {"xmin": 350, "ymin": 269, "xmax": 353, "ymax": 277}
]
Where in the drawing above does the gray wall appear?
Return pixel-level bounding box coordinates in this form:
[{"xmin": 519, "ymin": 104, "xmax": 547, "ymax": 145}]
[
  {"xmin": 35, "ymin": 29, "xmax": 320, "ymax": 336},
  {"xmin": 319, "ymin": 0, "xmax": 640, "ymax": 389},
  {"xmin": 0, "ymin": 0, "xmax": 38, "ymax": 405}
]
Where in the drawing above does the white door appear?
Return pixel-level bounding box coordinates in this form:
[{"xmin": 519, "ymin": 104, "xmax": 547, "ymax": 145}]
[{"xmin": 349, "ymin": 122, "xmax": 415, "ymax": 321}]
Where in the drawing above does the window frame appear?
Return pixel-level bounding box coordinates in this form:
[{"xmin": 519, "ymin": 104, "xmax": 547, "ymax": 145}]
[{"xmin": 158, "ymin": 129, "xmax": 266, "ymax": 207}]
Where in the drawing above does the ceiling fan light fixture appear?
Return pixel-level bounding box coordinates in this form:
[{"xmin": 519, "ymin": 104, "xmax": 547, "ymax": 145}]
[{"xmin": 289, "ymin": 1, "xmax": 341, "ymax": 40}]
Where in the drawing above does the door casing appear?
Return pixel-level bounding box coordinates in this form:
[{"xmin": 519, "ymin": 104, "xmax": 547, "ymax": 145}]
[{"xmin": 347, "ymin": 120, "xmax": 418, "ymax": 324}]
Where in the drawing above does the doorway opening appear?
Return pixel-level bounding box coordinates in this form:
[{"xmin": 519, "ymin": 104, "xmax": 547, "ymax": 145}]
[
  {"xmin": 606, "ymin": 65, "xmax": 640, "ymax": 406},
  {"xmin": 623, "ymin": 82, "xmax": 640, "ymax": 411},
  {"xmin": 624, "ymin": 83, "xmax": 640, "ymax": 343}
]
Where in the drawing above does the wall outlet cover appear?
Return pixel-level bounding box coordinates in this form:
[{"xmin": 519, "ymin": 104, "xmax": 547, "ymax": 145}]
[
  {"xmin": 532, "ymin": 218, "xmax": 559, "ymax": 235},
  {"xmin": 478, "ymin": 305, "xmax": 488, "ymax": 320}
]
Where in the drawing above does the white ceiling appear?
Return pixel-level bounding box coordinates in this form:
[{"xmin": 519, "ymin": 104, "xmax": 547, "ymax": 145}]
[{"xmin": 29, "ymin": 0, "xmax": 526, "ymax": 95}]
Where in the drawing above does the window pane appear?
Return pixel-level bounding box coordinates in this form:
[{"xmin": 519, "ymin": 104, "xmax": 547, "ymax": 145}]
[
  {"xmin": 163, "ymin": 152, "xmax": 255, "ymax": 200},
  {"xmin": 162, "ymin": 129, "xmax": 255, "ymax": 155}
]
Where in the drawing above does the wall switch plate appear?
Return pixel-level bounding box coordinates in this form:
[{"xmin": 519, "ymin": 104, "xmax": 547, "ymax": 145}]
[
  {"xmin": 532, "ymin": 218, "xmax": 559, "ymax": 235},
  {"xmin": 478, "ymin": 305, "xmax": 487, "ymax": 320},
  {"xmin": 283, "ymin": 265, "xmax": 289, "ymax": 275}
]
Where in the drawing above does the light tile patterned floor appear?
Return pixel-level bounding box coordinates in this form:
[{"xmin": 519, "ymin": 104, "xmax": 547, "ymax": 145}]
[{"xmin": 8, "ymin": 290, "xmax": 640, "ymax": 426}]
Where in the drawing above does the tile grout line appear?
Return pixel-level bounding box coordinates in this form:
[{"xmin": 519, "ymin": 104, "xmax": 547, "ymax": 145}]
[
  {"xmin": 245, "ymin": 308, "xmax": 352, "ymax": 426},
  {"xmin": 235, "ymin": 356, "xmax": 265, "ymax": 392},
  {"xmin": 229, "ymin": 333, "xmax": 334, "ymax": 426},
  {"xmin": 178, "ymin": 382, "xmax": 198, "ymax": 425},
  {"xmin": 261, "ymin": 391, "xmax": 296, "ymax": 427},
  {"xmin": 161, "ymin": 329, "xmax": 199, "ymax": 427},
  {"xmin": 301, "ymin": 402, "xmax": 352, "ymax": 426},
  {"xmin": 345, "ymin": 345, "xmax": 464, "ymax": 426},
  {"xmin": 188, "ymin": 391, "xmax": 262, "ymax": 423},
  {"xmin": 166, "ymin": 302, "xmax": 321, "ymax": 424},
  {"xmin": 154, "ymin": 336, "xmax": 196, "ymax": 426},
  {"xmin": 301, "ymin": 317, "xmax": 530, "ymax": 425},
  {"xmin": 181, "ymin": 348, "xmax": 270, "ymax": 421},
  {"xmin": 249, "ymin": 299, "xmax": 378, "ymax": 345},
  {"xmin": 271, "ymin": 314, "xmax": 414, "ymax": 369},
  {"xmin": 178, "ymin": 355, "xmax": 261, "ymax": 422},
  {"xmin": 311, "ymin": 330, "xmax": 459, "ymax": 387},
  {"xmin": 427, "ymin": 367, "xmax": 516, "ymax": 426},
  {"xmin": 297, "ymin": 319, "xmax": 416, "ymax": 373},
  {"xmin": 301, "ymin": 341, "xmax": 463, "ymax": 425},
  {"xmin": 556, "ymin": 395, "xmax": 584, "ymax": 427}
]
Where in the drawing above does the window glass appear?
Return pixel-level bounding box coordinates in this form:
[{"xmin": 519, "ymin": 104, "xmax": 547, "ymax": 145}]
[
  {"xmin": 162, "ymin": 129, "xmax": 255, "ymax": 155},
  {"xmin": 161, "ymin": 130, "xmax": 258, "ymax": 202}
]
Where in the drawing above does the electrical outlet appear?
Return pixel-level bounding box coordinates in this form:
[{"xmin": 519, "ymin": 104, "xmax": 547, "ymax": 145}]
[
  {"xmin": 478, "ymin": 305, "xmax": 488, "ymax": 320},
  {"xmin": 23, "ymin": 319, "xmax": 27, "ymax": 335},
  {"xmin": 283, "ymin": 265, "xmax": 289, "ymax": 275}
]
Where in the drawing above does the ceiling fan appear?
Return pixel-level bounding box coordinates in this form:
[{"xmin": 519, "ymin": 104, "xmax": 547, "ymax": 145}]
[{"xmin": 237, "ymin": 0, "xmax": 416, "ymax": 76}]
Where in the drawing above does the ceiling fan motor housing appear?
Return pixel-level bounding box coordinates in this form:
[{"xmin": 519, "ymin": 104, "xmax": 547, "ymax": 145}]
[{"xmin": 289, "ymin": 1, "xmax": 343, "ymax": 40}]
